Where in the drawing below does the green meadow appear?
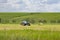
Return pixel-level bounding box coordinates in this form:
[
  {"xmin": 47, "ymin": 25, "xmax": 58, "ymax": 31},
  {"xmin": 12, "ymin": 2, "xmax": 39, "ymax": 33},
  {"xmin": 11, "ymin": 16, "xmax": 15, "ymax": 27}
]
[
  {"xmin": 0, "ymin": 30, "xmax": 60, "ymax": 40},
  {"xmin": 0, "ymin": 12, "xmax": 60, "ymax": 24},
  {"xmin": 0, "ymin": 12, "xmax": 60, "ymax": 40}
]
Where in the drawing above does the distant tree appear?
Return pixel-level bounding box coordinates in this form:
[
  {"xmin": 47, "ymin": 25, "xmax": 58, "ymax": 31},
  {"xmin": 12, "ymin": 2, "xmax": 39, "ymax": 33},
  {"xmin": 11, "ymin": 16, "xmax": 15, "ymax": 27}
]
[
  {"xmin": 30, "ymin": 13, "xmax": 34, "ymax": 15},
  {"xmin": 50, "ymin": 20, "xmax": 57, "ymax": 23},
  {"xmin": 30, "ymin": 19, "xmax": 35, "ymax": 24},
  {"xmin": 39, "ymin": 19, "xmax": 47, "ymax": 23},
  {"xmin": 57, "ymin": 20, "xmax": 60, "ymax": 23},
  {"xmin": 12, "ymin": 20, "xmax": 16, "ymax": 23},
  {"xmin": 0, "ymin": 18, "xmax": 1, "ymax": 23}
]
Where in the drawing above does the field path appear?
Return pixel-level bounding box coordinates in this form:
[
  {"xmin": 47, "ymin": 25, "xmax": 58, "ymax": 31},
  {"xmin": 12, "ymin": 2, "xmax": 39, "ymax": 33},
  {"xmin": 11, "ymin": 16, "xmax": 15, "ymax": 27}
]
[{"xmin": 0, "ymin": 24, "xmax": 60, "ymax": 31}]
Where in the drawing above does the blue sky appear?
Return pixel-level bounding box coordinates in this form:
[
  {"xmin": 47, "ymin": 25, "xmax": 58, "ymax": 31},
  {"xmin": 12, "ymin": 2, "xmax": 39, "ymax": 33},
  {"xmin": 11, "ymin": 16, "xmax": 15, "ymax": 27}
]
[{"xmin": 0, "ymin": 0, "xmax": 60, "ymax": 12}]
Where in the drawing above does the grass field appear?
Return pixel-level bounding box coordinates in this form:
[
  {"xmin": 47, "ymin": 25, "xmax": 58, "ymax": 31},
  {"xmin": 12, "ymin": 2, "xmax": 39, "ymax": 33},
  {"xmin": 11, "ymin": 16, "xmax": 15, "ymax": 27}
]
[
  {"xmin": 0, "ymin": 13, "xmax": 60, "ymax": 40},
  {"xmin": 0, "ymin": 30, "xmax": 60, "ymax": 40},
  {"xmin": 0, "ymin": 24, "xmax": 60, "ymax": 40},
  {"xmin": 0, "ymin": 24, "xmax": 60, "ymax": 31},
  {"xmin": 0, "ymin": 13, "xmax": 60, "ymax": 24}
]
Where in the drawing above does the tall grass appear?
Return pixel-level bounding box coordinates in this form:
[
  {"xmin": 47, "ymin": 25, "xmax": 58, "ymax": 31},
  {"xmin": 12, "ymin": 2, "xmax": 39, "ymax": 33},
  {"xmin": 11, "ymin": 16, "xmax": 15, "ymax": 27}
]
[{"xmin": 0, "ymin": 29, "xmax": 60, "ymax": 40}]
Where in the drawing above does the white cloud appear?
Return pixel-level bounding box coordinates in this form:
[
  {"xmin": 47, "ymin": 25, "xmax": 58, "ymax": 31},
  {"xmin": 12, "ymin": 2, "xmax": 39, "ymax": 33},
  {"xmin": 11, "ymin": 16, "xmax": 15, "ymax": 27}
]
[
  {"xmin": 0, "ymin": 0, "xmax": 60, "ymax": 12},
  {"xmin": 46, "ymin": 2, "xmax": 60, "ymax": 12},
  {"xmin": 7, "ymin": 0, "xmax": 20, "ymax": 9},
  {"xmin": 0, "ymin": 0, "xmax": 7, "ymax": 3},
  {"xmin": 7, "ymin": 0, "xmax": 48, "ymax": 12},
  {"xmin": 0, "ymin": 0, "xmax": 48, "ymax": 12}
]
